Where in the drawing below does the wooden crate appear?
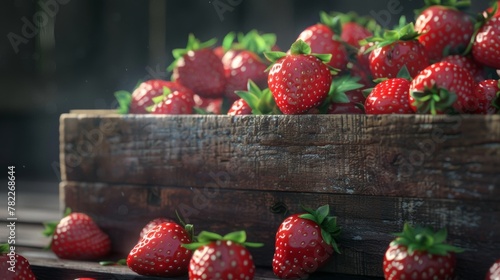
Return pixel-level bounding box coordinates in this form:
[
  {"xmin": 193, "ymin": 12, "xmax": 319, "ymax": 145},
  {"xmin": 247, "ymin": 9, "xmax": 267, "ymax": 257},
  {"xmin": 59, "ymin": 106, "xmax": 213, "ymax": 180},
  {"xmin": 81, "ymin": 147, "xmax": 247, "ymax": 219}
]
[{"xmin": 59, "ymin": 111, "xmax": 500, "ymax": 279}]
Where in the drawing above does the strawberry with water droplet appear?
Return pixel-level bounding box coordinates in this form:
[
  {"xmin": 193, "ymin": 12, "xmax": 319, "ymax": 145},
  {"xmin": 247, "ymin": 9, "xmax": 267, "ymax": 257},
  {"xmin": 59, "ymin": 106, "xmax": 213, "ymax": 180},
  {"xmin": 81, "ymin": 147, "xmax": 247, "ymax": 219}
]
[
  {"xmin": 273, "ymin": 204, "xmax": 341, "ymax": 279},
  {"xmin": 265, "ymin": 40, "xmax": 334, "ymax": 115},
  {"xmin": 383, "ymin": 223, "xmax": 463, "ymax": 280}
]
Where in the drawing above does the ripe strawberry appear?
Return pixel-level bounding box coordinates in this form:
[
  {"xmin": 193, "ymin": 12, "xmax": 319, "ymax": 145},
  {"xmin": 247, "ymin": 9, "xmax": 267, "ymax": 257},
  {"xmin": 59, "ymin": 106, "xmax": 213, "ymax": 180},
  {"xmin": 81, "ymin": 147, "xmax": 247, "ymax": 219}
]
[
  {"xmin": 183, "ymin": 230, "xmax": 263, "ymax": 280},
  {"xmin": 441, "ymin": 54, "xmax": 485, "ymax": 82},
  {"xmin": 383, "ymin": 223, "xmax": 463, "ymax": 280},
  {"xmin": 368, "ymin": 23, "xmax": 430, "ymax": 79},
  {"xmin": 273, "ymin": 205, "xmax": 341, "ymax": 279},
  {"xmin": 227, "ymin": 98, "xmax": 252, "ymax": 115},
  {"xmin": 409, "ymin": 61, "xmax": 476, "ymax": 114},
  {"xmin": 169, "ymin": 34, "xmax": 226, "ymax": 98},
  {"xmin": 265, "ymin": 40, "xmax": 334, "ymax": 114},
  {"xmin": 297, "ymin": 23, "xmax": 348, "ymax": 71},
  {"xmin": 138, "ymin": 218, "xmax": 173, "ymax": 240},
  {"xmin": 230, "ymin": 80, "xmax": 280, "ymax": 115},
  {"xmin": 150, "ymin": 86, "xmax": 195, "ymax": 115},
  {"xmin": 127, "ymin": 222, "xmax": 193, "ymax": 277},
  {"xmin": 365, "ymin": 78, "xmax": 414, "ymax": 114},
  {"xmin": 323, "ymin": 75, "xmax": 365, "ymax": 114},
  {"xmin": 114, "ymin": 80, "xmax": 187, "ymax": 114},
  {"xmin": 486, "ymin": 258, "xmax": 500, "ymax": 280},
  {"xmin": 320, "ymin": 11, "xmax": 379, "ymax": 48},
  {"xmin": 472, "ymin": 15, "xmax": 500, "ymax": 69},
  {"xmin": 0, "ymin": 244, "xmax": 36, "ymax": 280},
  {"xmin": 414, "ymin": 0, "xmax": 474, "ymax": 61},
  {"xmin": 44, "ymin": 211, "xmax": 111, "ymax": 260},
  {"xmin": 473, "ymin": 79, "xmax": 500, "ymax": 114}
]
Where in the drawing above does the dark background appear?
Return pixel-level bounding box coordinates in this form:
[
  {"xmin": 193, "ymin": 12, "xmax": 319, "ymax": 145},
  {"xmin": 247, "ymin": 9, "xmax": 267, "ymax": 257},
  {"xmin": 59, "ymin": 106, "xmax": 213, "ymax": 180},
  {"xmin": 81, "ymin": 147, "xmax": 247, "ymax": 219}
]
[{"xmin": 0, "ymin": 0, "xmax": 489, "ymax": 185}]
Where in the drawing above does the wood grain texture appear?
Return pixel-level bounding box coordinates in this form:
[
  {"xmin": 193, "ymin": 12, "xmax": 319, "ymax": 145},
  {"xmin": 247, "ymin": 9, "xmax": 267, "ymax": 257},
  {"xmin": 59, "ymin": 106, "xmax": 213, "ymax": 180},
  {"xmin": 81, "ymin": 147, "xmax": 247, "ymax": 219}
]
[
  {"xmin": 61, "ymin": 181, "xmax": 500, "ymax": 280},
  {"xmin": 60, "ymin": 113, "xmax": 500, "ymax": 200}
]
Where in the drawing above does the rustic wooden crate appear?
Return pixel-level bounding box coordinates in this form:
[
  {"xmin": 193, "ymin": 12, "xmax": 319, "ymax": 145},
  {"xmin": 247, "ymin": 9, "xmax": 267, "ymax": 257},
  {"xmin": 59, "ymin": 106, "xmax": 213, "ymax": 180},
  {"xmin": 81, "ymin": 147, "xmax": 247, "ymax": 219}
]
[{"xmin": 59, "ymin": 111, "xmax": 500, "ymax": 279}]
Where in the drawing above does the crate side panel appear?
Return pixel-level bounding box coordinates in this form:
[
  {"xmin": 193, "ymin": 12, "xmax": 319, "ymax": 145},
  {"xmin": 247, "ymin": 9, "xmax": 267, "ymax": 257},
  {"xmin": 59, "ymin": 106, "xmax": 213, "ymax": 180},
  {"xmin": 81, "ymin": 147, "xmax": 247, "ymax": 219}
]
[{"xmin": 61, "ymin": 182, "xmax": 500, "ymax": 279}]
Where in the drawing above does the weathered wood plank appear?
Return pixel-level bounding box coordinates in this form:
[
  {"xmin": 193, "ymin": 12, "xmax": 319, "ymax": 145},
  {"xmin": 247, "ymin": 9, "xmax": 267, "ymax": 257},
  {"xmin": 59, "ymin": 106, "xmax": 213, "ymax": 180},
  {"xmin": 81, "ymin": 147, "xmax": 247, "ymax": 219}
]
[
  {"xmin": 61, "ymin": 182, "xmax": 500, "ymax": 279},
  {"xmin": 60, "ymin": 114, "xmax": 500, "ymax": 200}
]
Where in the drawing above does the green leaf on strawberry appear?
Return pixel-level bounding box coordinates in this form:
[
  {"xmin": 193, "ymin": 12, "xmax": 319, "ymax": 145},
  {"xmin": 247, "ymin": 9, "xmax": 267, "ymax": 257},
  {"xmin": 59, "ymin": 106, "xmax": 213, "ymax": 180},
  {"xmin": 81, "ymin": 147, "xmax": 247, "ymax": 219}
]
[
  {"xmin": 234, "ymin": 80, "xmax": 280, "ymax": 115},
  {"xmin": 184, "ymin": 230, "xmax": 264, "ymax": 250},
  {"xmin": 299, "ymin": 204, "xmax": 341, "ymax": 254},
  {"xmin": 167, "ymin": 34, "xmax": 217, "ymax": 72},
  {"xmin": 411, "ymin": 86, "xmax": 458, "ymax": 115}
]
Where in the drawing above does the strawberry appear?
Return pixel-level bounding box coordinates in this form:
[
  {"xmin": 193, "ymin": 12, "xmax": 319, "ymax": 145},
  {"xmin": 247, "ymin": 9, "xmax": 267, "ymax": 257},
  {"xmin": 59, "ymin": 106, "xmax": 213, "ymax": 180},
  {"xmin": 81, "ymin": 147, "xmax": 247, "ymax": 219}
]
[
  {"xmin": 414, "ymin": 0, "xmax": 474, "ymax": 61},
  {"xmin": 273, "ymin": 205, "xmax": 341, "ymax": 279},
  {"xmin": 472, "ymin": 13, "xmax": 500, "ymax": 69},
  {"xmin": 44, "ymin": 210, "xmax": 111, "ymax": 260},
  {"xmin": 138, "ymin": 218, "xmax": 173, "ymax": 240},
  {"xmin": 365, "ymin": 78, "xmax": 414, "ymax": 114},
  {"xmin": 409, "ymin": 61, "xmax": 476, "ymax": 114},
  {"xmin": 323, "ymin": 75, "xmax": 365, "ymax": 114},
  {"xmin": 383, "ymin": 223, "xmax": 463, "ymax": 280},
  {"xmin": 265, "ymin": 40, "xmax": 334, "ymax": 114},
  {"xmin": 367, "ymin": 23, "xmax": 430, "ymax": 79},
  {"xmin": 150, "ymin": 86, "xmax": 195, "ymax": 115},
  {"xmin": 114, "ymin": 80, "xmax": 187, "ymax": 114},
  {"xmin": 127, "ymin": 222, "xmax": 193, "ymax": 277},
  {"xmin": 473, "ymin": 79, "xmax": 500, "ymax": 114},
  {"xmin": 0, "ymin": 244, "xmax": 36, "ymax": 280},
  {"xmin": 227, "ymin": 98, "xmax": 252, "ymax": 115},
  {"xmin": 296, "ymin": 23, "xmax": 348, "ymax": 71},
  {"xmin": 320, "ymin": 11, "xmax": 379, "ymax": 48},
  {"xmin": 169, "ymin": 34, "xmax": 226, "ymax": 98},
  {"xmin": 193, "ymin": 95, "xmax": 223, "ymax": 114},
  {"xmin": 486, "ymin": 258, "xmax": 500, "ymax": 280},
  {"xmin": 231, "ymin": 80, "xmax": 280, "ymax": 115},
  {"xmin": 183, "ymin": 230, "xmax": 263, "ymax": 280},
  {"xmin": 441, "ymin": 54, "xmax": 485, "ymax": 82}
]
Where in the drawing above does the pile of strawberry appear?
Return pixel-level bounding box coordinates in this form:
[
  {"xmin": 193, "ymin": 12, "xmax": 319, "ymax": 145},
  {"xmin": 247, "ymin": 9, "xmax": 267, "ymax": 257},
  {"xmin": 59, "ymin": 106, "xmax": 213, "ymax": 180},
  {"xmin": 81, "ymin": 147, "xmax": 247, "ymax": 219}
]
[{"xmin": 115, "ymin": 0, "xmax": 500, "ymax": 116}]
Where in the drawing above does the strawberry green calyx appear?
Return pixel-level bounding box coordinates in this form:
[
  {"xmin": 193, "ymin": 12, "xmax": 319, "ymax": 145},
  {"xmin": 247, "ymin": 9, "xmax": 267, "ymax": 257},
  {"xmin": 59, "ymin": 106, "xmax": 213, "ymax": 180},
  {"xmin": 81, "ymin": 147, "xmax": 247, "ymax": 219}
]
[
  {"xmin": 320, "ymin": 10, "xmax": 381, "ymax": 36},
  {"xmin": 411, "ymin": 85, "xmax": 458, "ymax": 115},
  {"xmin": 299, "ymin": 204, "xmax": 341, "ymax": 254},
  {"xmin": 365, "ymin": 23, "xmax": 421, "ymax": 53},
  {"xmin": 264, "ymin": 40, "xmax": 332, "ymax": 65},
  {"xmin": 392, "ymin": 223, "xmax": 464, "ymax": 256},
  {"xmin": 0, "ymin": 243, "xmax": 10, "ymax": 254},
  {"xmin": 235, "ymin": 80, "xmax": 280, "ymax": 115},
  {"xmin": 182, "ymin": 230, "xmax": 264, "ymax": 250},
  {"xmin": 318, "ymin": 75, "xmax": 363, "ymax": 113},
  {"xmin": 167, "ymin": 34, "xmax": 217, "ymax": 71}
]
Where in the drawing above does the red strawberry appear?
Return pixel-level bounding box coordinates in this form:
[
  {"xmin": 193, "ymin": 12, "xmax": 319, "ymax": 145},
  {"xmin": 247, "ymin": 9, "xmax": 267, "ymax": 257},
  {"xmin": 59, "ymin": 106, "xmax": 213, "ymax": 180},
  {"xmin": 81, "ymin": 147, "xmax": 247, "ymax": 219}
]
[
  {"xmin": 297, "ymin": 23, "xmax": 348, "ymax": 71},
  {"xmin": 0, "ymin": 244, "xmax": 36, "ymax": 280},
  {"xmin": 193, "ymin": 95, "xmax": 223, "ymax": 114},
  {"xmin": 472, "ymin": 16, "xmax": 500, "ymax": 69},
  {"xmin": 273, "ymin": 205, "xmax": 340, "ymax": 279},
  {"xmin": 150, "ymin": 86, "xmax": 195, "ymax": 115},
  {"xmin": 170, "ymin": 34, "xmax": 226, "ymax": 98},
  {"xmin": 227, "ymin": 98, "xmax": 252, "ymax": 115},
  {"xmin": 230, "ymin": 80, "xmax": 280, "ymax": 115},
  {"xmin": 414, "ymin": 1, "xmax": 474, "ymax": 61},
  {"xmin": 473, "ymin": 79, "xmax": 500, "ymax": 114},
  {"xmin": 383, "ymin": 223, "xmax": 463, "ymax": 280},
  {"xmin": 184, "ymin": 230, "xmax": 263, "ymax": 280},
  {"xmin": 368, "ymin": 23, "xmax": 430, "ymax": 79},
  {"xmin": 44, "ymin": 211, "xmax": 111, "ymax": 260},
  {"xmin": 441, "ymin": 54, "xmax": 485, "ymax": 82},
  {"xmin": 138, "ymin": 218, "xmax": 173, "ymax": 240},
  {"xmin": 265, "ymin": 40, "xmax": 334, "ymax": 114},
  {"xmin": 224, "ymin": 50, "xmax": 268, "ymax": 103},
  {"xmin": 486, "ymin": 258, "xmax": 500, "ymax": 280},
  {"xmin": 114, "ymin": 80, "xmax": 186, "ymax": 114},
  {"xmin": 365, "ymin": 78, "xmax": 414, "ymax": 114},
  {"xmin": 409, "ymin": 61, "xmax": 476, "ymax": 114},
  {"xmin": 324, "ymin": 75, "xmax": 365, "ymax": 114},
  {"xmin": 127, "ymin": 222, "xmax": 193, "ymax": 277}
]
